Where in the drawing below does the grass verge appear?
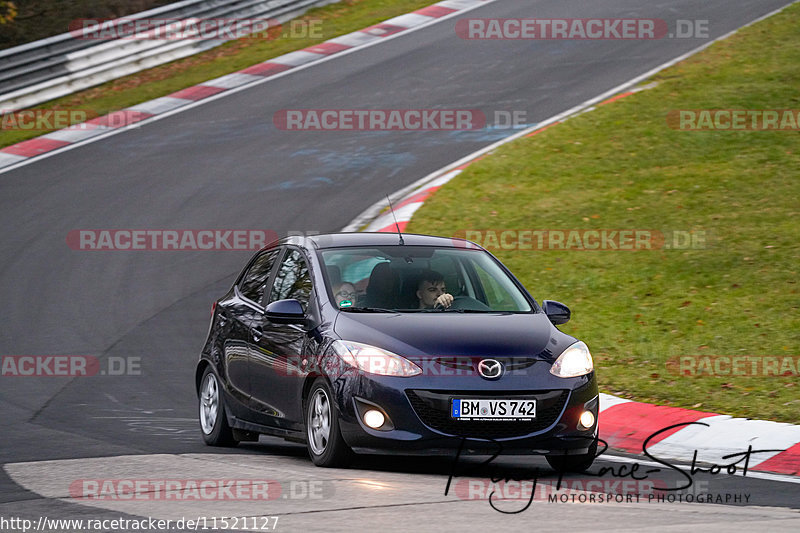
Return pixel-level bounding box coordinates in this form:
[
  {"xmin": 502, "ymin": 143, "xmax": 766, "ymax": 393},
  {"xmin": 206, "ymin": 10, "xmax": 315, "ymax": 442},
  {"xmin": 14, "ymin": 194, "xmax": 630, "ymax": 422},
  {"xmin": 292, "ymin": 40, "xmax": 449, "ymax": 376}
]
[
  {"xmin": 0, "ymin": 0, "xmax": 433, "ymax": 148},
  {"xmin": 409, "ymin": 4, "xmax": 800, "ymax": 423}
]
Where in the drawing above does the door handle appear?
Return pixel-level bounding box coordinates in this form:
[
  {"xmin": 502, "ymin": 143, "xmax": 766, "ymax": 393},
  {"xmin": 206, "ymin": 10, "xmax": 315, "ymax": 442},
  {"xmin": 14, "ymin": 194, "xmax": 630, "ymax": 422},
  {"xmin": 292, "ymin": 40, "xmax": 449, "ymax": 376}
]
[{"xmin": 251, "ymin": 327, "xmax": 263, "ymax": 342}]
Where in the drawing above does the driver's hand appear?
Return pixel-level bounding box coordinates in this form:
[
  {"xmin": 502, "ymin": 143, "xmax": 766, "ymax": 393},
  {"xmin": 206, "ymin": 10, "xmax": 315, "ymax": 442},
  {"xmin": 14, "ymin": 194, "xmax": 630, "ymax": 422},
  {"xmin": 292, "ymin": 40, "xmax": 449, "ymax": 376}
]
[{"xmin": 434, "ymin": 293, "xmax": 454, "ymax": 309}]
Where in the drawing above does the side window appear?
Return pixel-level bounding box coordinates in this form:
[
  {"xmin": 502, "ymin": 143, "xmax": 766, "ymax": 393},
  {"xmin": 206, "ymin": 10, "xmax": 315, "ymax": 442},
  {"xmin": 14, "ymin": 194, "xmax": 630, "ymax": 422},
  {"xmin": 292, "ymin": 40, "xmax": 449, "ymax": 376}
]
[
  {"xmin": 268, "ymin": 250, "xmax": 312, "ymax": 310},
  {"xmin": 238, "ymin": 250, "xmax": 279, "ymax": 304}
]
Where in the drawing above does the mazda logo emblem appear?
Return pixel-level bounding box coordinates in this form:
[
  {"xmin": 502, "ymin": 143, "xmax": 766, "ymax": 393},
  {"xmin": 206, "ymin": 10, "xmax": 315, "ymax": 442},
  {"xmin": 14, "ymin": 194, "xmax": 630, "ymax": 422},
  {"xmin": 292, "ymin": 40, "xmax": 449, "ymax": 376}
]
[{"xmin": 477, "ymin": 359, "xmax": 503, "ymax": 380}]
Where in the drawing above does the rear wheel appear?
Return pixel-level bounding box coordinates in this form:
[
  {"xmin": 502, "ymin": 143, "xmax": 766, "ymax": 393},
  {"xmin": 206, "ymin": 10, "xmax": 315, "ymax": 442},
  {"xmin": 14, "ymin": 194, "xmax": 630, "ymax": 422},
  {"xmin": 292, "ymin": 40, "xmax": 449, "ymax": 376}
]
[
  {"xmin": 546, "ymin": 440, "xmax": 597, "ymax": 473},
  {"xmin": 199, "ymin": 367, "xmax": 237, "ymax": 447},
  {"xmin": 305, "ymin": 378, "xmax": 353, "ymax": 467}
]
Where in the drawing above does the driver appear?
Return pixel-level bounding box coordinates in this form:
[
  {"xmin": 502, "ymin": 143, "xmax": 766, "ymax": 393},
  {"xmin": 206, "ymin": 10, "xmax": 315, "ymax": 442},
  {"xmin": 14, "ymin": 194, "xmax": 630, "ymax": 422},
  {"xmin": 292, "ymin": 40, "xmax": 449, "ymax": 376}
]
[{"xmin": 416, "ymin": 270, "xmax": 453, "ymax": 309}]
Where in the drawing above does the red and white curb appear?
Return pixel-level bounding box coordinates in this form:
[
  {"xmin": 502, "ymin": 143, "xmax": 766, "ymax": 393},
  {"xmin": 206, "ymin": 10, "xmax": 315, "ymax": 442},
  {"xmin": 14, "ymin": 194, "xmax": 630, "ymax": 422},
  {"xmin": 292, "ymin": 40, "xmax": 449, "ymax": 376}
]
[
  {"xmin": 599, "ymin": 394, "xmax": 800, "ymax": 476},
  {"xmin": 0, "ymin": 0, "xmax": 493, "ymax": 172}
]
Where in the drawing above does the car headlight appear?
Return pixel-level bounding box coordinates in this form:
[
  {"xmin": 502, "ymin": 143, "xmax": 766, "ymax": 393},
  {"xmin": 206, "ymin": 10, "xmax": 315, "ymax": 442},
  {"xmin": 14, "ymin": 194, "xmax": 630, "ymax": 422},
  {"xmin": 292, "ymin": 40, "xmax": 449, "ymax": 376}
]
[
  {"xmin": 550, "ymin": 341, "xmax": 594, "ymax": 378},
  {"xmin": 331, "ymin": 340, "xmax": 422, "ymax": 377}
]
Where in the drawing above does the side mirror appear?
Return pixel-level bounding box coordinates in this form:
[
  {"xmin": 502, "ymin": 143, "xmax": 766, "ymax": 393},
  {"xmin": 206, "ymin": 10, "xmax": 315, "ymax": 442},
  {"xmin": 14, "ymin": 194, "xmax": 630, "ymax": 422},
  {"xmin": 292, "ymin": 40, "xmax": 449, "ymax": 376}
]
[
  {"xmin": 265, "ymin": 299, "xmax": 305, "ymax": 324},
  {"xmin": 542, "ymin": 300, "xmax": 570, "ymax": 325}
]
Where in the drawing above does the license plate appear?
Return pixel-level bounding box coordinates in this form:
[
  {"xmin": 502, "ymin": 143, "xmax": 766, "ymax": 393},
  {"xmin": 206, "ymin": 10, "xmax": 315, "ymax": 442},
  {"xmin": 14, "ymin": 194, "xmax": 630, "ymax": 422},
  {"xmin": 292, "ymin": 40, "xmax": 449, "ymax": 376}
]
[{"xmin": 451, "ymin": 398, "xmax": 536, "ymax": 420}]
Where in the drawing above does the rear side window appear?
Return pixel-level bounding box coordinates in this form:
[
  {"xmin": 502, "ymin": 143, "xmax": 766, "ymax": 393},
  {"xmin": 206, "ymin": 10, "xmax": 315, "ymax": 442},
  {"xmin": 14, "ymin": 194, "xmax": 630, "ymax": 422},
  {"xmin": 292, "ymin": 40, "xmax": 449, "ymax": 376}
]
[
  {"xmin": 239, "ymin": 250, "xmax": 280, "ymax": 304},
  {"xmin": 269, "ymin": 250, "xmax": 313, "ymax": 310}
]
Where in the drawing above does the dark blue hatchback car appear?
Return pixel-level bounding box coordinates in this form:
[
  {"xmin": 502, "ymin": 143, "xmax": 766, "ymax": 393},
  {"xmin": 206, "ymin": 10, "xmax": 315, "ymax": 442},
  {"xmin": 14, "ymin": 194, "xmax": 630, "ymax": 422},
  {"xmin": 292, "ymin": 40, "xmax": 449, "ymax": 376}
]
[{"xmin": 196, "ymin": 232, "xmax": 598, "ymax": 470}]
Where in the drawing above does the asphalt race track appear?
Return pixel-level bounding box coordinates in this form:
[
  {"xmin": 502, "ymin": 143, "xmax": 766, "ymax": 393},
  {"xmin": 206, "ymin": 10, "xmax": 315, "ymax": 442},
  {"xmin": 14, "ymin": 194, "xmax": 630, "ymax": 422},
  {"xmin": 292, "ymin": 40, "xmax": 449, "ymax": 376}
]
[{"xmin": 1, "ymin": 0, "xmax": 799, "ymax": 530}]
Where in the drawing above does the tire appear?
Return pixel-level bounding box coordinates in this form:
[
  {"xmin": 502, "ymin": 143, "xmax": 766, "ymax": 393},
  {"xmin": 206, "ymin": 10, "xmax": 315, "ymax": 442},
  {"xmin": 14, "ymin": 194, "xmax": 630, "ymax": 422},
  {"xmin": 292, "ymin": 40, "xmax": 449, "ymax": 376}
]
[
  {"xmin": 199, "ymin": 366, "xmax": 238, "ymax": 447},
  {"xmin": 546, "ymin": 440, "xmax": 597, "ymax": 473},
  {"xmin": 305, "ymin": 378, "xmax": 353, "ymax": 467}
]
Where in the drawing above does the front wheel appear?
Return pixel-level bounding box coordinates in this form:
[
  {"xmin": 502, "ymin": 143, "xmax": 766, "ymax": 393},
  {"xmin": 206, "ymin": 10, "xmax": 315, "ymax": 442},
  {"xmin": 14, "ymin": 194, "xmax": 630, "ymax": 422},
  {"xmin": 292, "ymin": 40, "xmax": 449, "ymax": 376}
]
[
  {"xmin": 199, "ymin": 367, "xmax": 237, "ymax": 447},
  {"xmin": 305, "ymin": 378, "xmax": 353, "ymax": 467}
]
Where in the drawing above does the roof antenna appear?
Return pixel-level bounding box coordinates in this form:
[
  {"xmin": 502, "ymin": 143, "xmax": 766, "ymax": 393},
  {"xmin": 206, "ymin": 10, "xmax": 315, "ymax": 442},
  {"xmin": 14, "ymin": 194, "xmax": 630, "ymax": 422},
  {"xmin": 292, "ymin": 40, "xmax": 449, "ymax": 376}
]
[{"xmin": 386, "ymin": 195, "xmax": 405, "ymax": 245}]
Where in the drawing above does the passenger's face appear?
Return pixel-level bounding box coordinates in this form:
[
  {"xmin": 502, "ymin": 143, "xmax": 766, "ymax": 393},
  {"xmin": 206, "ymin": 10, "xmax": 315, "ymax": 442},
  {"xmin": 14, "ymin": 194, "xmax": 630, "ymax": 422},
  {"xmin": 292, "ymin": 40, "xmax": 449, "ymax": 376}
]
[
  {"xmin": 417, "ymin": 281, "xmax": 446, "ymax": 308},
  {"xmin": 335, "ymin": 284, "xmax": 356, "ymax": 302}
]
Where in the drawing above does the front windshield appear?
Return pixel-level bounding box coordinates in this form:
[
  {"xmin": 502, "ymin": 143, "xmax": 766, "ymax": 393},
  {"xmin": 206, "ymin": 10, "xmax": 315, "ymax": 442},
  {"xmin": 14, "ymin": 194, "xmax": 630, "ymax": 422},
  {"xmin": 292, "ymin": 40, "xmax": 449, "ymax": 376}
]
[{"xmin": 320, "ymin": 246, "xmax": 533, "ymax": 313}]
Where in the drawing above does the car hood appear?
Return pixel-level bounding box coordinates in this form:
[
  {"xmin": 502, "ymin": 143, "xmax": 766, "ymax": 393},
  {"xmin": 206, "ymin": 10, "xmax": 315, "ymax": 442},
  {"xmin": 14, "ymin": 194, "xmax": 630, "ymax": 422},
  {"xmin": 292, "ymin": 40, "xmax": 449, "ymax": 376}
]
[{"xmin": 332, "ymin": 312, "xmax": 575, "ymax": 360}]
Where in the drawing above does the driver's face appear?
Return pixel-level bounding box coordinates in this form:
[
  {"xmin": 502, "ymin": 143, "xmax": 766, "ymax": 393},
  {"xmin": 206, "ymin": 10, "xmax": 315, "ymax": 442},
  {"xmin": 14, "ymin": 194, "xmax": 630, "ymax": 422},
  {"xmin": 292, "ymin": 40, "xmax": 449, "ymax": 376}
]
[{"xmin": 417, "ymin": 281, "xmax": 446, "ymax": 308}]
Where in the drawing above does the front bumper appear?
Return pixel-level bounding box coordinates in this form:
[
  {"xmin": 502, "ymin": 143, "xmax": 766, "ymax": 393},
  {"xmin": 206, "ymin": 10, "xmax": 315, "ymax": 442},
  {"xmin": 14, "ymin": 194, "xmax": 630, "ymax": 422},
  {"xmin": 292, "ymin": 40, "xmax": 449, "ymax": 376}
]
[{"xmin": 332, "ymin": 366, "xmax": 598, "ymax": 456}]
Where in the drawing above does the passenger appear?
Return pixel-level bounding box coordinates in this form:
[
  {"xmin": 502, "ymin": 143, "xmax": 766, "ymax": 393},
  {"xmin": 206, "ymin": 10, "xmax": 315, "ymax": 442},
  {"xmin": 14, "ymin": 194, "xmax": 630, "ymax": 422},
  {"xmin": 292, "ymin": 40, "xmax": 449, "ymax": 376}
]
[
  {"xmin": 333, "ymin": 282, "xmax": 358, "ymax": 307},
  {"xmin": 416, "ymin": 270, "xmax": 453, "ymax": 309}
]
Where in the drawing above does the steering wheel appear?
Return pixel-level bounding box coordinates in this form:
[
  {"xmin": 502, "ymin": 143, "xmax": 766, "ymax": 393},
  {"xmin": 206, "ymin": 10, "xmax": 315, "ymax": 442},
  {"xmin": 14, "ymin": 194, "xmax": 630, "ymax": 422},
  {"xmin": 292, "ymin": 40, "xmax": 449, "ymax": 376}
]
[{"xmin": 446, "ymin": 295, "xmax": 491, "ymax": 311}]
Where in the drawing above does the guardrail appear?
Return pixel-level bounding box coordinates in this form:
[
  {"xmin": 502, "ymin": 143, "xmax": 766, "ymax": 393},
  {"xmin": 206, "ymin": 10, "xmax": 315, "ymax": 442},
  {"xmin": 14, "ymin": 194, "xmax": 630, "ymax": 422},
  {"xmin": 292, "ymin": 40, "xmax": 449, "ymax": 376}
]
[{"xmin": 0, "ymin": 0, "xmax": 339, "ymax": 113}]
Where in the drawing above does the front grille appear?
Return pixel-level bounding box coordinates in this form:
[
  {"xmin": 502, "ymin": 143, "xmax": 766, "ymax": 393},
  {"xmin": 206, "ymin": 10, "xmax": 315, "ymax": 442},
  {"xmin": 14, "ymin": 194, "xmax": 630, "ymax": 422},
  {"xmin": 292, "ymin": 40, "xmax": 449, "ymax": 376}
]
[
  {"xmin": 433, "ymin": 357, "xmax": 539, "ymax": 375},
  {"xmin": 406, "ymin": 389, "xmax": 569, "ymax": 439}
]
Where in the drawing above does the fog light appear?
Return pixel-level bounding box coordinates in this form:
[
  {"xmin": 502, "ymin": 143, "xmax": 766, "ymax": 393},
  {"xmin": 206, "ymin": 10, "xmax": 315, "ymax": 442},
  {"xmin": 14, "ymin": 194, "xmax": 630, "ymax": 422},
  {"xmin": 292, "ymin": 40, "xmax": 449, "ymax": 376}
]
[
  {"xmin": 363, "ymin": 409, "xmax": 386, "ymax": 429},
  {"xmin": 579, "ymin": 410, "xmax": 596, "ymax": 429}
]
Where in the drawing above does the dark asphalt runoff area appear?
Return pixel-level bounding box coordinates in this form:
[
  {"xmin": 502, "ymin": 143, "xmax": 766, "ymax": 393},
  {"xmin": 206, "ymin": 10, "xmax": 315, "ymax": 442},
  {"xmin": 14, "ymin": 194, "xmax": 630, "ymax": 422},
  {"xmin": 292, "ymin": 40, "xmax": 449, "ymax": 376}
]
[{"xmin": 1, "ymin": 0, "xmax": 798, "ymax": 530}]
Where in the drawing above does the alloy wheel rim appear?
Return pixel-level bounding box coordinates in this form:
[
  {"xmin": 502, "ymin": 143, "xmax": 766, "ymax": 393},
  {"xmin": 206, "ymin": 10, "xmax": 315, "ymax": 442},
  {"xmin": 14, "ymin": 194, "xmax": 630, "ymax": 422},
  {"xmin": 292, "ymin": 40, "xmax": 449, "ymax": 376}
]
[
  {"xmin": 200, "ymin": 373, "xmax": 219, "ymax": 434},
  {"xmin": 308, "ymin": 389, "xmax": 331, "ymax": 455}
]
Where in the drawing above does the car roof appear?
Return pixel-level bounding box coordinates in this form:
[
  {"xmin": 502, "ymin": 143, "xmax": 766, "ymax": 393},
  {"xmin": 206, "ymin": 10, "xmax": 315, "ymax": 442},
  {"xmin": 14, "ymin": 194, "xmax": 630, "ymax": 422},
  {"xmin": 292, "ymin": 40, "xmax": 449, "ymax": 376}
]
[{"xmin": 276, "ymin": 232, "xmax": 481, "ymax": 251}]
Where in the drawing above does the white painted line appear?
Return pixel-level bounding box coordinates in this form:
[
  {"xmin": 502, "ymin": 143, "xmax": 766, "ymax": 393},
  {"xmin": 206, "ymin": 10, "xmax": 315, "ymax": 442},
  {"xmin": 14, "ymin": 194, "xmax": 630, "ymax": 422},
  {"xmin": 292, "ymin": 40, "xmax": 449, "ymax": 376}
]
[
  {"xmin": 426, "ymin": 169, "xmax": 463, "ymax": 188},
  {"xmin": 367, "ymin": 201, "xmax": 423, "ymax": 230},
  {"xmin": 342, "ymin": 0, "xmax": 800, "ymax": 232},
  {"xmin": 363, "ymin": 168, "xmax": 473, "ymax": 231},
  {"xmin": 0, "ymin": 0, "xmax": 503, "ymax": 176}
]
